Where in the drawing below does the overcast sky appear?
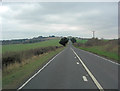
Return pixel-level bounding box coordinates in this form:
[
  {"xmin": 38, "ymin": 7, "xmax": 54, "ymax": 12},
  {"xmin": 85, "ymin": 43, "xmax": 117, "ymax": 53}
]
[{"xmin": 0, "ymin": 2, "xmax": 118, "ymax": 40}]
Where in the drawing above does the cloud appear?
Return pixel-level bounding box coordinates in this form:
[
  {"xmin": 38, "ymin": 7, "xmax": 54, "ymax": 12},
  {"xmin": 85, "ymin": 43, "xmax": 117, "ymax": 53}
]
[{"xmin": 1, "ymin": 2, "xmax": 118, "ymax": 40}]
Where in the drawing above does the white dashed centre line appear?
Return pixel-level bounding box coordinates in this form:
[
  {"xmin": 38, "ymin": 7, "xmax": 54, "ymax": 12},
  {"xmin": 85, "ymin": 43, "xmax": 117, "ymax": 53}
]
[
  {"xmin": 71, "ymin": 48, "xmax": 104, "ymax": 91},
  {"xmin": 83, "ymin": 76, "xmax": 88, "ymax": 82},
  {"xmin": 77, "ymin": 62, "xmax": 79, "ymax": 64}
]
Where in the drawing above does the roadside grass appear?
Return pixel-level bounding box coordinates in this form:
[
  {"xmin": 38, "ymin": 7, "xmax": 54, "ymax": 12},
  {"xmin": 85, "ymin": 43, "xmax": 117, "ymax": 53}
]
[
  {"xmin": 75, "ymin": 46, "xmax": 118, "ymax": 61},
  {"xmin": 74, "ymin": 38, "xmax": 119, "ymax": 62},
  {"xmin": 2, "ymin": 39, "xmax": 61, "ymax": 54},
  {"xmin": 77, "ymin": 39, "xmax": 88, "ymax": 44},
  {"xmin": 3, "ymin": 47, "xmax": 64, "ymax": 89}
]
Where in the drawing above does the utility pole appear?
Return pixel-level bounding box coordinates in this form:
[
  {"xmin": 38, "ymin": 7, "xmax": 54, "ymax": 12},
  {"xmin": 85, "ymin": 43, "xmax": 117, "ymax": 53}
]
[{"xmin": 92, "ymin": 31, "xmax": 95, "ymax": 38}]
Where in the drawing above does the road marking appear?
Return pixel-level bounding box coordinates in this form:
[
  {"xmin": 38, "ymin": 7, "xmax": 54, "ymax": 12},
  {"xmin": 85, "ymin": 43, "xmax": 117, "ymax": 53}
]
[
  {"xmin": 71, "ymin": 48, "xmax": 104, "ymax": 91},
  {"xmin": 74, "ymin": 57, "xmax": 76, "ymax": 58},
  {"xmin": 77, "ymin": 62, "xmax": 79, "ymax": 64},
  {"xmin": 83, "ymin": 76, "xmax": 88, "ymax": 81},
  {"xmin": 17, "ymin": 49, "xmax": 64, "ymax": 90}
]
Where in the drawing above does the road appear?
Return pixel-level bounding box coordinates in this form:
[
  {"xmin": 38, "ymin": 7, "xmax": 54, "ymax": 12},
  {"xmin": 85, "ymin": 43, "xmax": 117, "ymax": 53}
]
[{"xmin": 18, "ymin": 41, "xmax": 118, "ymax": 90}]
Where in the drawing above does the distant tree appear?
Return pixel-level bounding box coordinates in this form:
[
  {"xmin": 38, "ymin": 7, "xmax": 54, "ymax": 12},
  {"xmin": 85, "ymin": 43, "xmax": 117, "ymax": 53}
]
[
  {"xmin": 38, "ymin": 36, "xmax": 43, "ymax": 38},
  {"xmin": 71, "ymin": 37, "xmax": 76, "ymax": 43},
  {"xmin": 59, "ymin": 37, "xmax": 69, "ymax": 46},
  {"xmin": 51, "ymin": 35, "xmax": 55, "ymax": 37},
  {"xmin": 49, "ymin": 35, "xmax": 55, "ymax": 37}
]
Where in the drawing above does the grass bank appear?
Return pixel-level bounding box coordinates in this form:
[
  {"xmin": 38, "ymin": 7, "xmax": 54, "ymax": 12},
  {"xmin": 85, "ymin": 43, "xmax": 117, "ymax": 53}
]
[
  {"xmin": 75, "ymin": 46, "xmax": 118, "ymax": 61},
  {"xmin": 74, "ymin": 38, "xmax": 119, "ymax": 62},
  {"xmin": 3, "ymin": 47, "xmax": 64, "ymax": 89}
]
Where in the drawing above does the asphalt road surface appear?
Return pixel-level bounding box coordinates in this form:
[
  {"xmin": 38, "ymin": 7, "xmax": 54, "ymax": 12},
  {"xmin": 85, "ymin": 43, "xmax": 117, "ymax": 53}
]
[{"xmin": 19, "ymin": 41, "xmax": 119, "ymax": 90}]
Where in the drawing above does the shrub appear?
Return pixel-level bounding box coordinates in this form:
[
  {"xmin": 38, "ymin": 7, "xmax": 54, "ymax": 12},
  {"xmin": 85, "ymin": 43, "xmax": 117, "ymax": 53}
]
[
  {"xmin": 2, "ymin": 46, "xmax": 61, "ymax": 68},
  {"xmin": 59, "ymin": 37, "xmax": 69, "ymax": 46},
  {"xmin": 70, "ymin": 37, "xmax": 76, "ymax": 43}
]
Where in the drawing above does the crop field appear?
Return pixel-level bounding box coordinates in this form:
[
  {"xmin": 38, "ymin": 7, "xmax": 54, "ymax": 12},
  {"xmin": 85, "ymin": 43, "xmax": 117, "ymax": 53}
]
[{"xmin": 2, "ymin": 39, "xmax": 61, "ymax": 54}]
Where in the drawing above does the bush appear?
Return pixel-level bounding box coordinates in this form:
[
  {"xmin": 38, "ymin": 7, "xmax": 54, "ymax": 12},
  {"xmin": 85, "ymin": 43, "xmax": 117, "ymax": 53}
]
[
  {"xmin": 2, "ymin": 46, "xmax": 61, "ymax": 68},
  {"xmin": 85, "ymin": 38, "xmax": 108, "ymax": 46},
  {"xmin": 70, "ymin": 37, "xmax": 76, "ymax": 43},
  {"xmin": 59, "ymin": 37, "xmax": 69, "ymax": 46}
]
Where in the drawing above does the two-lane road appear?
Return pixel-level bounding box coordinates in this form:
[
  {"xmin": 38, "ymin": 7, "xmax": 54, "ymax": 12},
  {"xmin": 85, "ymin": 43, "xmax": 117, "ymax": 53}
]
[{"xmin": 19, "ymin": 42, "xmax": 118, "ymax": 90}]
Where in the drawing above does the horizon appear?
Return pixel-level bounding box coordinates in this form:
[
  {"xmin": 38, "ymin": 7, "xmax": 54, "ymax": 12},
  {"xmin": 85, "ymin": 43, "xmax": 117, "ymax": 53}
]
[{"xmin": 0, "ymin": 35, "xmax": 118, "ymax": 41}]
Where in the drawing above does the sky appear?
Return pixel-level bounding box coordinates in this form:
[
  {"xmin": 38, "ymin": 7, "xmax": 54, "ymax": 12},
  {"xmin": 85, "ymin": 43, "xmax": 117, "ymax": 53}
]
[{"xmin": 0, "ymin": 2, "xmax": 118, "ymax": 40}]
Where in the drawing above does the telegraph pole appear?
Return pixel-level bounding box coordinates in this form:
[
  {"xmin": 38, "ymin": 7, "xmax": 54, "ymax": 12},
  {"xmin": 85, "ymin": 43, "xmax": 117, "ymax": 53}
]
[{"xmin": 92, "ymin": 31, "xmax": 95, "ymax": 38}]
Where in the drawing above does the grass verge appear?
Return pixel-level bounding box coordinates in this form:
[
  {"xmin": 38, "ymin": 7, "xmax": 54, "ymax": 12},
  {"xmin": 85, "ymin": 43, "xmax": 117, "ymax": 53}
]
[
  {"xmin": 3, "ymin": 47, "xmax": 64, "ymax": 89},
  {"xmin": 75, "ymin": 46, "xmax": 119, "ymax": 62}
]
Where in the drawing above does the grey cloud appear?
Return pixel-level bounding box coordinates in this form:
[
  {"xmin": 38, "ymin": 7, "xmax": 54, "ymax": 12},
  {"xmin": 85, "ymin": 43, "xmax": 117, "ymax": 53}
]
[{"xmin": 1, "ymin": 2, "xmax": 118, "ymax": 40}]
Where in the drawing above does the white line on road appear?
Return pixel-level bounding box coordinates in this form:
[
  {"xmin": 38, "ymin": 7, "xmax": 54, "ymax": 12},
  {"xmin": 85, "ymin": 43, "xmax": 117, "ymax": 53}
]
[
  {"xmin": 83, "ymin": 76, "xmax": 88, "ymax": 81},
  {"xmin": 17, "ymin": 49, "xmax": 64, "ymax": 90},
  {"xmin": 77, "ymin": 62, "xmax": 79, "ymax": 64},
  {"xmin": 71, "ymin": 48, "xmax": 104, "ymax": 91}
]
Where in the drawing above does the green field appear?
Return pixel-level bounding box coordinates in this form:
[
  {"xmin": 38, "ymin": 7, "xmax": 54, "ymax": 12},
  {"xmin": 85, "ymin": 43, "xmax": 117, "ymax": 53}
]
[
  {"xmin": 2, "ymin": 39, "xmax": 61, "ymax": 54},
  {"xmin": 77, "ymin": 39, "xmax": 88, "ymax": 44}
]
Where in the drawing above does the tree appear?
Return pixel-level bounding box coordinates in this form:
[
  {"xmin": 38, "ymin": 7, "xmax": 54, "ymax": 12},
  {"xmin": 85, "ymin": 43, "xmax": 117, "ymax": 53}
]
[
  {"xmin": 59, "ymin": 37, "xmax": 69, "ymax": 46},
  {"xmin": 70, "ymin": 37, "xmax": 76, "ymax": 43}
]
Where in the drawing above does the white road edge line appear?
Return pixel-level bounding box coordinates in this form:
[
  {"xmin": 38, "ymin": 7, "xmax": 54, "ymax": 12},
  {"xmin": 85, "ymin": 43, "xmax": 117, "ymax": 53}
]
[
  {"xmin": 79, "ymin": 48, "xmax": 119, "ymax": 65},
  {"xmin": 83, "ymin": 76, "xmax": 88, "ymax": 81},
  {"xmin": 71, "ymin": 48, "xmax": 104, "ymax": 91},
  {"xmin": 17, "ymin": 49, "xmax": 64, "ymax": 90}
]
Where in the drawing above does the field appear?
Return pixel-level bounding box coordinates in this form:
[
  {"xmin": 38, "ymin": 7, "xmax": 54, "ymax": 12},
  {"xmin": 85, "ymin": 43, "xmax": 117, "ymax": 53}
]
[
  {"xmin": 76, "ymin": 39, "xmax": 88, "ymax": 44},
  {"xmin": 74, "ymin": 39, "xmax": 119, "ymax": 62},
  {"xmin": 2, "ymin": 39, "xmax": 61, "ymax": 54},
  {"xmin": 2, "ymin": 39, "xmax": 62, "ymax": 67}
]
